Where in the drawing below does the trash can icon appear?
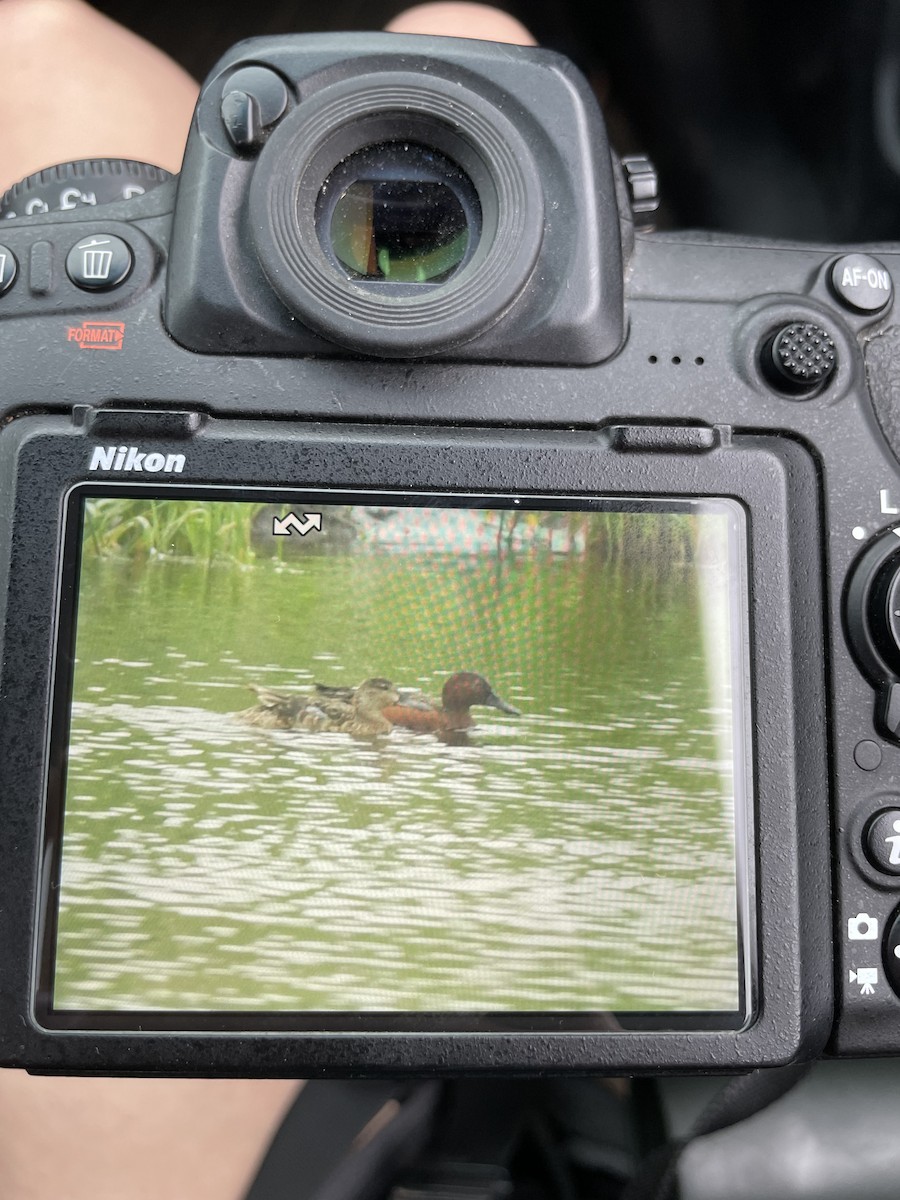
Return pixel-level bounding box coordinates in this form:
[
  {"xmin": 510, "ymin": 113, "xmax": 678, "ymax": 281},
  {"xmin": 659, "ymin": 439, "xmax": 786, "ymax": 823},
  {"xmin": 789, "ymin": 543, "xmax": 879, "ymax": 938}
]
[{"xmin": 79, "ymin": 239, "xmax": 113, "ymax": 281}]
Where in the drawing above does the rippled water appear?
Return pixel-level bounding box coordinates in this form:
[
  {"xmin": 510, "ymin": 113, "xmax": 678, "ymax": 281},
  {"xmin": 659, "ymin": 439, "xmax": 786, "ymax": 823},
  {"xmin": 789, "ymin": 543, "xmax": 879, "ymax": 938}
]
[{"xmin": 54, "ymin": 547, "xmax": 743, "ymax": 1017}]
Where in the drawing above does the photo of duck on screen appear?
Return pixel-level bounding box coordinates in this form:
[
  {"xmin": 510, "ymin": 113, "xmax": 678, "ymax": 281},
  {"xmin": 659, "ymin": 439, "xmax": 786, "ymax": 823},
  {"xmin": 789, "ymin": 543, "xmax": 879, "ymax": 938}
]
[{"xmin": 43, "ymin": 490, "xmax": 752, "ymax": 1031}]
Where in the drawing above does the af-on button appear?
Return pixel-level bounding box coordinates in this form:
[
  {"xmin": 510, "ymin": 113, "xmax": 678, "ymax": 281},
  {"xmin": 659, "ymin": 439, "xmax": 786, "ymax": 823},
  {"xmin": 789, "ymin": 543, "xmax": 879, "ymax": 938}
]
[
  {"xmin": 66, "ymin": 233, "xmax": 133, "ymax": 291},
  {"xmin": 830, "ymin": 253, "xmax": 894, "ymax": 314}
]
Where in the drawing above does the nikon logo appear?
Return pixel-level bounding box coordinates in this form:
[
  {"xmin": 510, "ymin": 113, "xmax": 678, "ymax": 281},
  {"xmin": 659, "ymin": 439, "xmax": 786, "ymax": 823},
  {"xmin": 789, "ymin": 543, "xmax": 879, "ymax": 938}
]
[{"xmin": 89, "ymin": 445, "xmax": 186, "ymax": 474}]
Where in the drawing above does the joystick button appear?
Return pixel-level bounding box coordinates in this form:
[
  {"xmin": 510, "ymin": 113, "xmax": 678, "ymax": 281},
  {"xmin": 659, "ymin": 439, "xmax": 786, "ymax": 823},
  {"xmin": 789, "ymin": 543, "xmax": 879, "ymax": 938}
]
[
  {"xmin": 66, "ymin": 233, "xmax": 133, "ymax": 291},
  {"xmin": 865, "ymin": 809, "xmax": 900, "ymax": 876},
  {"xmin": 0, "ymin": 244, "xmax": 18, "ymax": 295},
  {"xmin": 831, "ymin": 254, "xmax": 894, "ymax": 315},
  {"xmin": 761, "ymin": 322, "xmax": 837, "ymax": 395}
]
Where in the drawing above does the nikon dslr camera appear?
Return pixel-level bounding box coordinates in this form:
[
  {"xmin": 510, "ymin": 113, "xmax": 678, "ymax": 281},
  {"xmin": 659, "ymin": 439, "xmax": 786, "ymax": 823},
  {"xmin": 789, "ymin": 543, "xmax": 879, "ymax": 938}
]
[{"xmin": 0, "ymin": 32, "xmax": 898, "ymax": 1077}]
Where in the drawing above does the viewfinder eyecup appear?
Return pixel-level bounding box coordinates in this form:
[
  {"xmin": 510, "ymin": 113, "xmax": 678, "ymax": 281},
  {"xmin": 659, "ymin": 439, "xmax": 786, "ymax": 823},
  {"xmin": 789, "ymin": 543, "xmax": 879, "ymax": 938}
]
[{"xmin": 248, "ymin": 70, "xmax": 544, "ymax": 357}]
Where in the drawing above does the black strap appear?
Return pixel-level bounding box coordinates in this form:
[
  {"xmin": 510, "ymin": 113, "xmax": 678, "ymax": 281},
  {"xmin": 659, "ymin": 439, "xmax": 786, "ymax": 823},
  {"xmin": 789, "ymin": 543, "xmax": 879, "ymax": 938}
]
[
  {"xmin": 245, "ymin": 1080, "xmax": 440, "ymax": 1200},
  {"xmin": 247, "ymin": 1064, "xmax": 812, "ymax": 1200},
  {"xmin": 386, "ymin": 1080, "xmax": 546, "ymax": 1200}
]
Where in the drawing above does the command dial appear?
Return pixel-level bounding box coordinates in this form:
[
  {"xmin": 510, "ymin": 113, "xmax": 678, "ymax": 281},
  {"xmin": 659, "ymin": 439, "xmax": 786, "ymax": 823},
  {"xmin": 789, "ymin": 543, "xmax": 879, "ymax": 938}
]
[{"xmin": 0, "ymin": 159, "xmax": 171, "ymax": 220}]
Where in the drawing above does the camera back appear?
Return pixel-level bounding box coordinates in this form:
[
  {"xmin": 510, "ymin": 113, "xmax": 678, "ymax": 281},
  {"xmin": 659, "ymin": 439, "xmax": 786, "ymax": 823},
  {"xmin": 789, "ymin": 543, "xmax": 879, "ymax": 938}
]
[{"xmin": 1, "ymin": 32, "xmax": 899, "ymax": 1077}]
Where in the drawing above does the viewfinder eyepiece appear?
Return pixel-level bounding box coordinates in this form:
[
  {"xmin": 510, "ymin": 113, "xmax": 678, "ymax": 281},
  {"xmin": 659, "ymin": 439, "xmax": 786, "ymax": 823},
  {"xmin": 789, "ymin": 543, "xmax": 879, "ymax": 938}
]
[{"xmin": 319, "ymin": 142, "xmax": 481, "ymax": 285}]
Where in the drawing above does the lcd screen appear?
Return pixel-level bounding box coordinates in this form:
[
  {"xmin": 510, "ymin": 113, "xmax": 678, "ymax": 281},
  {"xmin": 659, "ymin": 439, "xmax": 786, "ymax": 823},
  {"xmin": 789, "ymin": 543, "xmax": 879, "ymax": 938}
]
[{"xmin": 40, "ymin": 490, "xmax": 752, "ymax": 1032}]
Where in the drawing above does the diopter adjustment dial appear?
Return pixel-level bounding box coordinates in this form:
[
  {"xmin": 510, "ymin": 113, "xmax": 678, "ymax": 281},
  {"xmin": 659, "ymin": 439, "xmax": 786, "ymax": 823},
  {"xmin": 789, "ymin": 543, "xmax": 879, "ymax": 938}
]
[{"xmin": 0, "ymin": 159, "xmax": 171, "ymax": 221}]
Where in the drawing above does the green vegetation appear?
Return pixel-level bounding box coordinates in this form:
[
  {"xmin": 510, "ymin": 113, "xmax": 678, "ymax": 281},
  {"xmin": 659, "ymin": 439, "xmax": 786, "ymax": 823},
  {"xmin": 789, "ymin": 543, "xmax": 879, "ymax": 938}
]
[
  {"xmin": 83, "ymin": 499, "xmax": 268, "ymax": 564},
  {"xmin": 493, "ymin": 508, "xmax": 699, "ymax": 566},
  {"xmin": 82, "ymin": 498, "xmax": 705, "ymax": 569},
  {"xmin": 586, "ymin": 509, "xmax": 697, "ymax": 564}
]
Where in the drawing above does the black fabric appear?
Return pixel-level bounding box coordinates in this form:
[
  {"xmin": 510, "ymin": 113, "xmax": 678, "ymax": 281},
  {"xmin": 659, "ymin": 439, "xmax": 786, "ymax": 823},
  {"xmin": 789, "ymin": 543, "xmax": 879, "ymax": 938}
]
[
  {"xmin": 244, "ymin": 1080, "xmax": 577, "ymax": 1200},
  {"xmin": 245, "ymin": 1065, "xmax": 811, "ymax": 1200},
  {"xmin": 619, "ymin": 1062, "xmax": 814, "ymax": 1200},
  {"xmin": 244, "ymin": 1080, "xmax": 440, "ymax": 1200}
]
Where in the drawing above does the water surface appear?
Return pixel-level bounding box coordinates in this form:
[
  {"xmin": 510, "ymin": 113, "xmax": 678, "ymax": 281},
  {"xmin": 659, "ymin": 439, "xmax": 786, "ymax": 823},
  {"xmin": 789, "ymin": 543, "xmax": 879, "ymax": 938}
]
[{"xmin": 54, "ymin": 506, "xmax": 743, "ymax": 1017}]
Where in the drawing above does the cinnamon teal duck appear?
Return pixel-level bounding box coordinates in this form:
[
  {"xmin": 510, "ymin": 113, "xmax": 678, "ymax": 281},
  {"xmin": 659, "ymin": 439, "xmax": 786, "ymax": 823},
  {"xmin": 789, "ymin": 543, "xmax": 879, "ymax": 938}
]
[
  {"xmin": 237, "ymin": 676, "xmax": 399, "ymax": 736},
  {"xmin": 315, "ymin": 671, "xmax": 520, "ymax": 734}
]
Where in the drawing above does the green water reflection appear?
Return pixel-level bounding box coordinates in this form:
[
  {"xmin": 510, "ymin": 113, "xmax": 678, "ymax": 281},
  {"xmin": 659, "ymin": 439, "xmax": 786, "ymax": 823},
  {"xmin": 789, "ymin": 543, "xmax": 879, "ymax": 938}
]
[{"xmin": 55, "ymin": 503, "xmax": 743, "ymax": 1015}]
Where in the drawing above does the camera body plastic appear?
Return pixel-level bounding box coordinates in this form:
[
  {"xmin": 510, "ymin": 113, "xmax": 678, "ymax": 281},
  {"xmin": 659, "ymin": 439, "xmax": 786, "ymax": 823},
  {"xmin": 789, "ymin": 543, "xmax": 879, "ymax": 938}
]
[{"xmin": 0, "ymin": 32, "xmax": 899, "ymax": 1076}]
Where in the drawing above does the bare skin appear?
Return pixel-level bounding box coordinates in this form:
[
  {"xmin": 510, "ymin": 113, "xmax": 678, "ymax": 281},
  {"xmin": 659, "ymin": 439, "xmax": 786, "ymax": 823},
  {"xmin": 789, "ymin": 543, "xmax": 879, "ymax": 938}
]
[
  {"xmin": 0, "ymin": 0, "xmax": 198, "ymax": 189},
  {"xmin": 0, "ymin": 3, "xmax": 534, "ymax": 1197},
  {"xmin": 0, "ymin": 1075, "xmax": 302, "ymax": 1200},
  {"xmin": 0, "ymin": 1, "xmax": 534, "ymax": 192},
  {"xmin": 386, "ymin": 2, "xmax": 536, "ymax": 43}
]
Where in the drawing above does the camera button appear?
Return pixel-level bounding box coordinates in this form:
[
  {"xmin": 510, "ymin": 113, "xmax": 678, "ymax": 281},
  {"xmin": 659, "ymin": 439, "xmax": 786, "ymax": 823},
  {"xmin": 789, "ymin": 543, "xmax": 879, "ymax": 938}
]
[
  {"xmin": 831, "ymin": 253, "xmax": 894, "ymax": 314},
  {"xmin": 854, "ymin": 739, "xmax": 883, "ymax": 771},
  {"xmin": 865, "ymin": 809, "xmax": 900, "ymax": 876},
  {"xmin": 0, "ymin": 244, "xmax": 17, "ymax": 295},
  {"xmin": 0, "ymin": 241, "xmax": 17, "ymax": 292},
  {"xmin": 66, "ymin": 233, "xmax": 133, "ymax": 291},
  {"xmin": 883, "ymin": 907, "xmax": 900, "ymax": 996}
]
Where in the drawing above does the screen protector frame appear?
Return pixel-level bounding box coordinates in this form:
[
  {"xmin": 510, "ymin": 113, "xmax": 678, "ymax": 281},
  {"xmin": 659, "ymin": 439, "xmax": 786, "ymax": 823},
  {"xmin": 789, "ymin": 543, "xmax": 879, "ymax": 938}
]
[
  {"xmin": 0, "ymin": 413, "xmax": 832, "ymax": 1074},
  {"xmin": 40, "ymin": 484, "xmax": 753, "ymax": 1036}
]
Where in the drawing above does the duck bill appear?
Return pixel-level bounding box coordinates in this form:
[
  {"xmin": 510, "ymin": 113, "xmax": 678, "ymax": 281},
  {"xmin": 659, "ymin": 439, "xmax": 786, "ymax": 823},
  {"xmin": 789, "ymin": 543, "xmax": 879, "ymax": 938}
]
[{"xmin": 486, "ymin": 691, "xmax": 520, "ymax": 716}]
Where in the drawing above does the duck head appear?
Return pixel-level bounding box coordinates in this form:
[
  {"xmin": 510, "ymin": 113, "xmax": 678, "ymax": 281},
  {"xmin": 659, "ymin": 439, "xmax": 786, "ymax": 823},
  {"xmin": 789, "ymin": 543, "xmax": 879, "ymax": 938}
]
[
  {"xmin": 352, "ymin": 677, "xmax": 401, "ymax": 715},
  {"xmin": 441, "ymin": 672, "xmax": 520, "ymax": 716}
]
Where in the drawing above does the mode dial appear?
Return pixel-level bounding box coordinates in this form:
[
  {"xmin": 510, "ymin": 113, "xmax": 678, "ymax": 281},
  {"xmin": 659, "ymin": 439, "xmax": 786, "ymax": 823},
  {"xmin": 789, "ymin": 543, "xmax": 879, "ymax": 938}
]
[{"xmin": 0, "ymin": 159, "xmax": 171, "ymax": 220}]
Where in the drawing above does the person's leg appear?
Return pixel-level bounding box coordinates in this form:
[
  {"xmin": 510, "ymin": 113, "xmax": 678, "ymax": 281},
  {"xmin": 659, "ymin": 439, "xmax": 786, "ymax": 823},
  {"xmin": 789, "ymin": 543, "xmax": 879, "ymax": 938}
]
[
  {"xmin": 0, "ymin": 0, "xmax": 534, "ymax": 192},
  {"xmin": 0, "ymin": 1074, "xmax": 301, "ymax": 1200},
  {"xmin": 0, "ymin": 5, "xmax": 535, "ymax": 1199},
  {"xmin": 386, "ymin": 2, "xmax": 535, "ymax": 43},
  {"xmin": 0, "ymin": 0, "xmax": 198, "ymax": 189}
]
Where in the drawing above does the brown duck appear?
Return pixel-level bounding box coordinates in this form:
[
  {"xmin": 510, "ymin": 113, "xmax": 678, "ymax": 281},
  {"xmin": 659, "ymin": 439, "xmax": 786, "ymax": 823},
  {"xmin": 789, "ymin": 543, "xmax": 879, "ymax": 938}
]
[
  {"xmin": 315, "ymin": 671, "xmax": 520, "ymax": 734},
  {"xmin": 236, "ymin": 677, "xmax": 400, "ymax": 736}
]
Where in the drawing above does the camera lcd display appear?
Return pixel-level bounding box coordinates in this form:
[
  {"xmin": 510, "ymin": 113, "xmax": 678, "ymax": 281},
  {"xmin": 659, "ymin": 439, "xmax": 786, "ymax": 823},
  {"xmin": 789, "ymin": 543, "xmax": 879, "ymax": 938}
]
[{"xmin": 40, "ymin": 490, "xmax": 752, "ymax": 1032}]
